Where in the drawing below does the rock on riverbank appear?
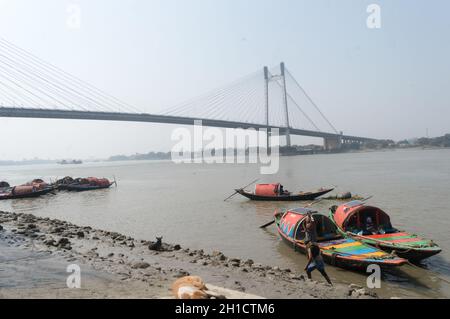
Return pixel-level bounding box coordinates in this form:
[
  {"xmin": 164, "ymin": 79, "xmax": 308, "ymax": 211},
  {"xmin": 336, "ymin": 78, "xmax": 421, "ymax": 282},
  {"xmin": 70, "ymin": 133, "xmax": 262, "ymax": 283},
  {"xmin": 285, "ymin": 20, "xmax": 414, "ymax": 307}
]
[{"xmin": 0, "ymin": 211, "xmax": 377, "ymax": 299}]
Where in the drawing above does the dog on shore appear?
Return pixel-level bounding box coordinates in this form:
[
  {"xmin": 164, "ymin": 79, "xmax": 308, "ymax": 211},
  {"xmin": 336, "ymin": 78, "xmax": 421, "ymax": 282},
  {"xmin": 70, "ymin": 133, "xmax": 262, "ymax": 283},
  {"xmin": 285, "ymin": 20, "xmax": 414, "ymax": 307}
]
[
  {"xmin": 172, "ymin": 276, "xmax": 225, "ymax": 299},
  {"xmin": 172, "ymin": 276, "xmax": 208, "ymax": 299},
  {"xmin": 148, "ymin": 236, "xmax": 163, "ymax": 251}
]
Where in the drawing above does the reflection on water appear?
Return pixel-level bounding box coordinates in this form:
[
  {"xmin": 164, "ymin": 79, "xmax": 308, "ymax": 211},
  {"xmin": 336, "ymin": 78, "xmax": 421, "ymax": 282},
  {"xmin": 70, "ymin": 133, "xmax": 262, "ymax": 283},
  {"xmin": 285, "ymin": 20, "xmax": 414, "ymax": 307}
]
[{"xmin": 1, "ymin": 148, "xmax": 450, "ymax": 298}]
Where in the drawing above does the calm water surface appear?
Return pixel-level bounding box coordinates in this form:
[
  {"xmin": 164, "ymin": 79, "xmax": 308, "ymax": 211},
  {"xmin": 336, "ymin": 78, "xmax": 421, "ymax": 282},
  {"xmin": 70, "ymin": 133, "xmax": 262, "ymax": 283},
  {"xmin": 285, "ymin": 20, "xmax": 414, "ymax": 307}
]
[{"xmin": 1, "ymin": 148, "xmax": 449, "ymax": 298}]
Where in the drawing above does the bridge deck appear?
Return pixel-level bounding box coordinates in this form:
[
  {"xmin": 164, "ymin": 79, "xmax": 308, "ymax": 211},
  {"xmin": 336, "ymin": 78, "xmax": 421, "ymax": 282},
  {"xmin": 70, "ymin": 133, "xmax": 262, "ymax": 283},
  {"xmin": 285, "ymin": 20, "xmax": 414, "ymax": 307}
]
[{"xmin": 0, "ymin": 107, "xmax": 374, "ymax": 142}]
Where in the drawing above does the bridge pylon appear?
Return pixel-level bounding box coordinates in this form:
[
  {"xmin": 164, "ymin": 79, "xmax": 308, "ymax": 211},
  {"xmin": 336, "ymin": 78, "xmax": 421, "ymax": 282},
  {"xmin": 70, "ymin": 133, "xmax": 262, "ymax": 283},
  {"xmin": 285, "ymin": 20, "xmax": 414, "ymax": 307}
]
[
  {"xmin": 264, "ymin": 66, "xmax": 270, "ymax": 150},
  {"xmin": 264, "ymin": 63, "xmax": 292, "ymax": 148},
  {"xmin": 280, "ymin": 62, "xmax": 291, "ymax": 147}
]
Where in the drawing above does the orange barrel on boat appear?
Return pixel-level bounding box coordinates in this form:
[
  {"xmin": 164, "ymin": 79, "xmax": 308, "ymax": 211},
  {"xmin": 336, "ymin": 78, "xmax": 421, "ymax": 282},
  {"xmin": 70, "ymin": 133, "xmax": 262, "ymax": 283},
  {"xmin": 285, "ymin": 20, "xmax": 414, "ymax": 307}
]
[
  {"xmin": 22, "ymin": 179, "xmax": 47, "ymax": 189},
  {"xmin": 96, "ymin": 178, "xmax": 110, "ymax": 186},
  {"xmin": 33, "ymin": 182, "xmax": 48, "ymax": 190},
  {"xmin": 254, "ymin": 183, "xmax": 280, "ymax": 196},
  {"xmin": 85, "ymin": 177, "xmax": 109, "ymax": 186},
  {"xmin": 86, "ymin": 177, "xmax": 101, "ymax": 185}
]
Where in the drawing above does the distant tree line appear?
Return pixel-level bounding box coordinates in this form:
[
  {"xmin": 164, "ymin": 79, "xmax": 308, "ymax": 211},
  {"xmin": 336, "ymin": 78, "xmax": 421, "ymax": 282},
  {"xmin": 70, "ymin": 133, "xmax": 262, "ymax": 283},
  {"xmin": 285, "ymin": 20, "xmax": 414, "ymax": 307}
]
[
  {"xmin": 363, "ymin": 133, "xmax": 450, "ymax": 149},
  {"xmin": 108, "ymin": 152, "xmax": 171, "ymax": 161},
  {"xmin": 415, "ymin": 134, "xmax": 450, "ymax": 147},
  {"xmin": 0, "ymin": 159, "xmax": 55, "ymax": 166}
]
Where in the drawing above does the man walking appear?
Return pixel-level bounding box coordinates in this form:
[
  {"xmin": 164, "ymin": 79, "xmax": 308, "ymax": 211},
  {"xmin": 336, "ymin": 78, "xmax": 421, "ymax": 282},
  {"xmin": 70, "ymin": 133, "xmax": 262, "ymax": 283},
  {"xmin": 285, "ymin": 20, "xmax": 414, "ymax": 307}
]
[{"xmin": 304, "ymin": 242, "xmax": 332, "ymax": 285}]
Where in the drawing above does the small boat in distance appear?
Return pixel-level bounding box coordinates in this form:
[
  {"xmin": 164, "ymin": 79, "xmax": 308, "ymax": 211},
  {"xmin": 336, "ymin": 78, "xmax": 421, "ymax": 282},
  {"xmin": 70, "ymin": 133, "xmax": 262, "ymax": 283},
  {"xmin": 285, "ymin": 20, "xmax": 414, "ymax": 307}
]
[
  {"xmin": 273, "ymin": 207, "xmax": 407, "ymax": 270},
  {"xmin": 236, "ymin": 183, "xmax": 333, "ymax": 201},
  {"xmin": 58, "ymin": 159, "xmax": 82, "ymax": 165},
  {"xmin": 329, "ymin": 201, "xmax": 442, "ymax": 261}
]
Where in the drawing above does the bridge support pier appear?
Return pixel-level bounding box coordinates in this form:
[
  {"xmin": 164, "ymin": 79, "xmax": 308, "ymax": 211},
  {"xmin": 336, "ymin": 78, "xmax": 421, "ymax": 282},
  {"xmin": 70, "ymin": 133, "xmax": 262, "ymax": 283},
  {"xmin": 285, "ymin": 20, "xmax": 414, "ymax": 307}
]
[
  {"xmin": 285, "ymin": 128, "xmax": 291, "ymax": 147},
  {"xmin": 324, "ymin": 136, "xmax": 342, "ymax": 151}
]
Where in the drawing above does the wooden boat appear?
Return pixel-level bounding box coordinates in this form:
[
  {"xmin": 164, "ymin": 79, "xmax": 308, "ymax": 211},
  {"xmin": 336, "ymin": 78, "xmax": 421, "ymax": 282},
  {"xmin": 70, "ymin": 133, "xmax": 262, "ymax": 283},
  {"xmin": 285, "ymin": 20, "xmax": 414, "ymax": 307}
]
[
  {"xmin": 0, "ymin": 181, "xmax": 10, "ymax": 188},
  {"xmin": 274, "ymin": 207, "xmax": 407, "ymax": 270},
  {"xmin": 329, "ymin": 201, "xmax": 442, "ymax": 261},
  {"xmin": 236, "ymin": 183, "xmax": 333, "ymax": 201},
  {"xmin": 58, "ymin": 159, "xmax": 82, "ymax": 165},
  {"xmin": 63, "ymin": 183, "xmax": 115, "ymax": 192},
  {"xmin": 59, "ymin": 177, "xmax": 116, "ymax": 192},
  {"xmin": 0, "ymin": 186, "xmax": 54, "ymax": 200}
]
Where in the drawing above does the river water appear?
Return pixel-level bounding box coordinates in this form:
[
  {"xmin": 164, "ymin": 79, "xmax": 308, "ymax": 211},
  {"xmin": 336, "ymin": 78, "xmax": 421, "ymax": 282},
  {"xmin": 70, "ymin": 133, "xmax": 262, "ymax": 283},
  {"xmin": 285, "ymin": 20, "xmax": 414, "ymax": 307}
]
[{"xmin": 1, "ymin": 148, "xmax": 449, "ymax": 298}]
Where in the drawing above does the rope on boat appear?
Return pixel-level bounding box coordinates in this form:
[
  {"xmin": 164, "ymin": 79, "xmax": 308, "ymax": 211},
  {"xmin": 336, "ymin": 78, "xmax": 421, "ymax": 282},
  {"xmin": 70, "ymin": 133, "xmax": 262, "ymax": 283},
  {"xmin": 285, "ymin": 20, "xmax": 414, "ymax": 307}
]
[{"xmin": 330, "ymin": 251, "xmax": 337, "ymax": 266}]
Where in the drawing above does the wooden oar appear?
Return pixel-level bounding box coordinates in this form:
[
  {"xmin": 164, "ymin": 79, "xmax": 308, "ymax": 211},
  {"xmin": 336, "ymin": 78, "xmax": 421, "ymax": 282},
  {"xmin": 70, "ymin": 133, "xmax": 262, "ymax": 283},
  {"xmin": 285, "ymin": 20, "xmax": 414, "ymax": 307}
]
[
  {"xmin": 306, "ymin": 198, "xmax": 324, "ymax": 207},
  {"xmin": 260, "ymin": 198, "xmax": 323, "ymax": 229},
  {"xmin": 259, "ymin": 220, "xmax": 276, "ymax": 229},
  {"xmin": 224, "ymin": 179, "xmax": 259, "ymax": 201}
]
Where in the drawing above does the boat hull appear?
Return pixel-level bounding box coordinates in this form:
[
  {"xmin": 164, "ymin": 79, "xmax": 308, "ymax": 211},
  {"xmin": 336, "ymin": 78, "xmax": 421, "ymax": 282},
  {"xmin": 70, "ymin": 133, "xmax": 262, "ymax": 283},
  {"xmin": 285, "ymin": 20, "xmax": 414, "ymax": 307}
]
[
  {"xmin": 0, "ymin": 187, "xmax": 54, "ymax": 200},
  {"xmin": 61, "ymin": 183, "xmax": 114, "ymax": 192},
  {"xmin": 328, "ymin": 212, "xmax": 441, "ymax": 261},
  {"xmin": 237, "ymin": 188, "xmax": 333, "ymax": 201},
  {"xmin": 274, "ymin": 213, "xmax": 406, "ymax": 270},
  {"xmin": 372, "ymin": 244, "xmax": 441, "ymax": 261},
  {"xmin": 276, "ymin": 227, "xmax": 405, "ymax": 270}
]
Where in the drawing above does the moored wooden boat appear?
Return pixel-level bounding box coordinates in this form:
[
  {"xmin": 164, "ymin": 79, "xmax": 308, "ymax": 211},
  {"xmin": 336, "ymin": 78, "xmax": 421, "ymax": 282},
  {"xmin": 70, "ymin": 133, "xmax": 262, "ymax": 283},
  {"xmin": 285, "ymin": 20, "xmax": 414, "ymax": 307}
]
[
  {"xmin": 0, "ymin": 181, "xmax": 10, "ymax": 188},
  {"xmin": 273, "ymin": 207, "xmax": 407, "ymax": 270},
  {"xmin": 58, "ymin": 177, "xmax": 116, "ymax": 192},
  {"xmin": 236, "ymin": 183, "xmax": 333, "ymax": 201},
  {"xmin": 63, "ymin": 183, "xmax": 115, "ymax": 192},
  {"xmin": 0, "ymin": 185, "xmax": 54, "ymax": 200},
  {"xmin": 329, "ymin": 201, "xmax": 442, "ymax": 261}
]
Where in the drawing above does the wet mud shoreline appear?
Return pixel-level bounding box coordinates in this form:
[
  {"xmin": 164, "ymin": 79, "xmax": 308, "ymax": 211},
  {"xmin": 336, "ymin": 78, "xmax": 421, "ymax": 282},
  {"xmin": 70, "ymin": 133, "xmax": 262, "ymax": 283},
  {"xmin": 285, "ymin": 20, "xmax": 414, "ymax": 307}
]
[{"xmin": 0, "ymin": 210, "xmax": 377, "ymax": 299}]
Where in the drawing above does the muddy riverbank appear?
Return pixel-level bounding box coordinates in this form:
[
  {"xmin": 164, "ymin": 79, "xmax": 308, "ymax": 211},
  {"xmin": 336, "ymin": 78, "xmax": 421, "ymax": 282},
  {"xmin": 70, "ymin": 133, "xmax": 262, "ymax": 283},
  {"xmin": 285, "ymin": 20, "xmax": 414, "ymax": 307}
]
[{"xmin": 0, "ymin": 210, "xmax": 376, "ymax": 299}]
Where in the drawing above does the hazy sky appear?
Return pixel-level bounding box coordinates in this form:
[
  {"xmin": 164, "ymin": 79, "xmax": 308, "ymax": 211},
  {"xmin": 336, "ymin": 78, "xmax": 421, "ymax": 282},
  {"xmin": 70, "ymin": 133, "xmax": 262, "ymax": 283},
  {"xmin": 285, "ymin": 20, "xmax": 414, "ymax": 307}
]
[{"xmin": 0, "ymin": 0, "xmax": 449, "ymax": 160}]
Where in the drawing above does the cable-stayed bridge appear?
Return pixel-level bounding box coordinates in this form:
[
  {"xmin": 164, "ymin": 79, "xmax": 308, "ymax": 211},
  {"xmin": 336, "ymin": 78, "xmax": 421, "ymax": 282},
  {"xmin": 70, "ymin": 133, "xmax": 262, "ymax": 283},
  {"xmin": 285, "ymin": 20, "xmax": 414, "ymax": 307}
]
[{"xmin": 0, "ymin": 37, "xmax": 375, "ymax": 150}]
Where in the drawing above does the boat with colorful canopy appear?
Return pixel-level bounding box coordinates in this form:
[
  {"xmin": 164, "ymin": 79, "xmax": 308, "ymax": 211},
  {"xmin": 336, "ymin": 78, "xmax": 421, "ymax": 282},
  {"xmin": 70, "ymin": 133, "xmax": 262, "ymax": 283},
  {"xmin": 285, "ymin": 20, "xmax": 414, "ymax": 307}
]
[
  {"xmin": 273, "ymin": 207, "xmax": 407, "ymax": 270},
  {"xmin": 236, "ymin": 183, "xmax": 333, "ymax": 201},
  {"xmin": 329, "ymin": 200, "xmax": 441, "ymax": 261}
]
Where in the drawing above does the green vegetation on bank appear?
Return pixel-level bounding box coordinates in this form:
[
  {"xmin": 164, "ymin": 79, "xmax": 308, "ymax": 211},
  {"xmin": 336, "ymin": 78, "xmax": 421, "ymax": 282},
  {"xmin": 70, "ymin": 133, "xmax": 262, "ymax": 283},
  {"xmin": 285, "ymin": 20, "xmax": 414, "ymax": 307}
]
[{"xmin": 1, "ymin": 134, "xmax": 448, "ymax": 165}]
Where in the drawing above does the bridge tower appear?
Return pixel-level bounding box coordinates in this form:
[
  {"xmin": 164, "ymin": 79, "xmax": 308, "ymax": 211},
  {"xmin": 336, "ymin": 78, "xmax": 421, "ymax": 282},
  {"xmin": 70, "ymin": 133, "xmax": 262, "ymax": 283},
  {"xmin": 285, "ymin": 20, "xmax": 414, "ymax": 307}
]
[
  {"xmin": 280, "ymin": 62, "xmax": 291, "ymax": 147},
  {"xmin": 264, "ymin": 66, "xmax": 270, "ymax": 150}
]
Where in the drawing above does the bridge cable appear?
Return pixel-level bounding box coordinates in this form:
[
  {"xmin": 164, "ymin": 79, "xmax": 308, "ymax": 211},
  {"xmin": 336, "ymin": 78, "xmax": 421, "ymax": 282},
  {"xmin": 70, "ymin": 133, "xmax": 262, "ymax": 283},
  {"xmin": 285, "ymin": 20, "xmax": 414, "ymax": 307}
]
[
  {"xmin": 0, "ymin": 81, "xmax": 33, "ymax": 106},
  {"xmin": 0, "ymin": 49, "xmax": 118, "ymax": 112},
  {"xmin": 0, "ymin": 77, "xmax": 43, "ymax": 107},
  {"xmin": 286, "ymin": 68, "xmax": 339, "ymax": 134},
  {"xmin": 0, "ymin": 63, "xmax": 64, "ymax": 108},
  {"xmin": 0, "ymin": 53, "xmax": 90, "ymax": 111},
  {"xmin": 205, "ymin": 77, "xmax": 262, "ymax": 123},
  {"xmin": 270, "ymin": 76, "xmax": 322, "ymax": 132},
  {"xmin": 0, "ymin": 42, "xmax": 117, "ymax": 112},
  {"xmin": 160, "ymin": 70, "xmax": 263, "ymax": 119},
  {"xmin": 0, "ymin": 37, "xmax": 142, "ymax": 114},
  {"xmin": 0, "ymin": 58, "xmax": 79, "ymax": 110},
  {"xmin": 0, "ymin": 37, "xmax": 141, "ymax": 113}
]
